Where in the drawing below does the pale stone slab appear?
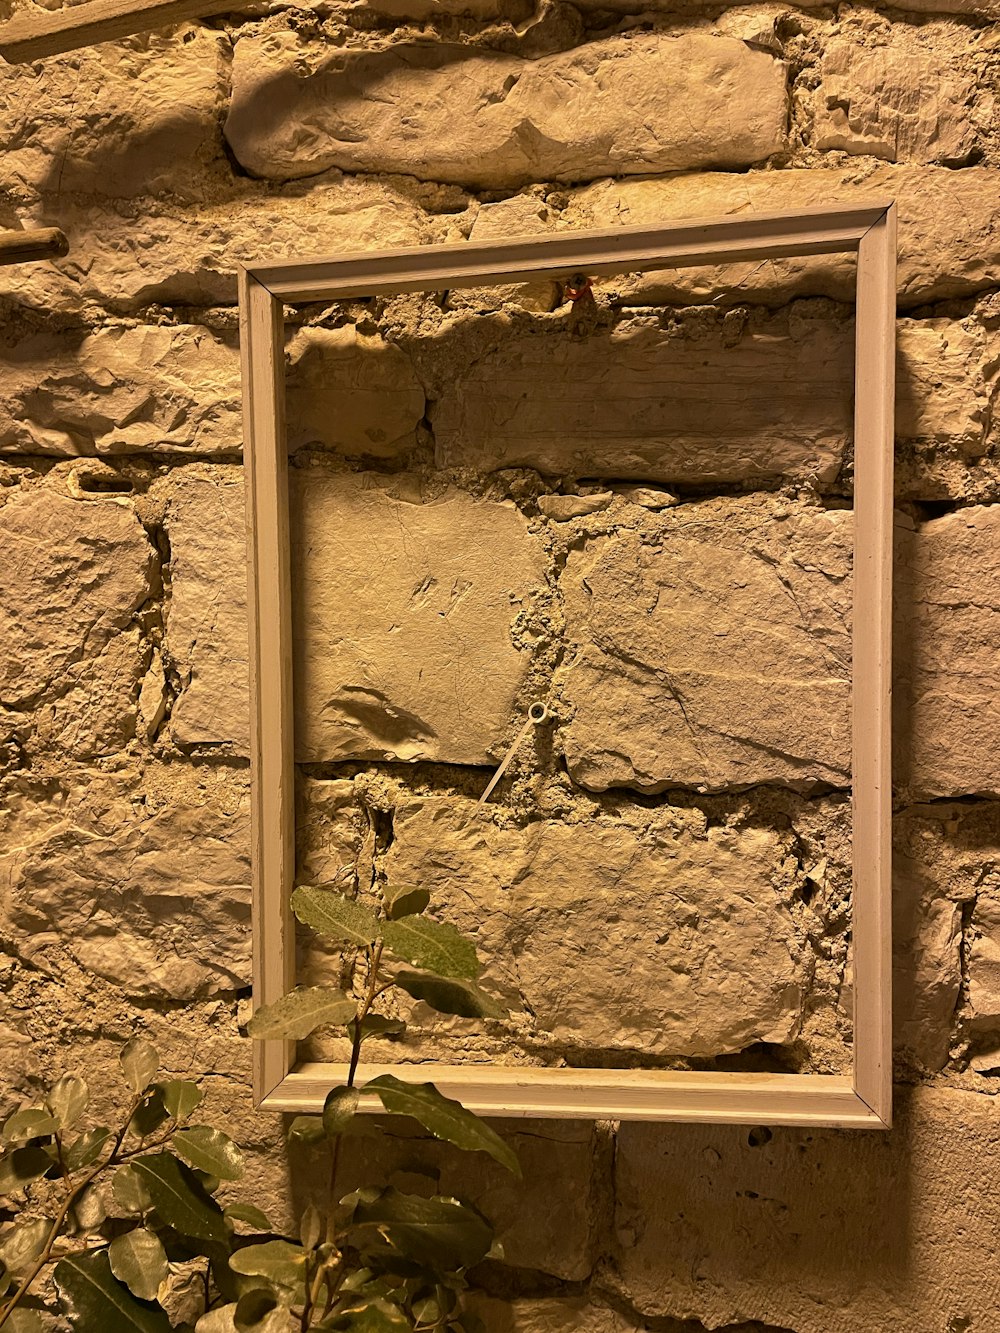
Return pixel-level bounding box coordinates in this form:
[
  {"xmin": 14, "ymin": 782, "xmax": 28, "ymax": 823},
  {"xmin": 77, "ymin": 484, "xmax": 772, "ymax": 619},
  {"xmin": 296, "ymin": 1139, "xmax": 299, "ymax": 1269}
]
[
  {"xmin": 156, "ymin": 466, "xmax": 250, "ymax": 756},
  {"xmin": 896, "ymin": 506, "xmax": 1000, "ymax": 797},
  {"xmin": 286, "ymin": 326, "xmax": 425, "ymax": 458},
  {"xmin": 225, "ymin": 33, "xmax": 788, "ymax": 188},
  {"xmin": 895, "ymin": 317, "xmax": 997, "ymax": 451},
  {"xmin": 0, "ymin": 324, "xmax": 240, "ymax": 456},
  {"xmin": 471, "ymin": 1298, "xmax": 639, "ymax": 1333},
  {"xmin": 562, "ymin": 166, "xmax": 1000, "ymax": 309},
  {"xmin": 812, "ymin": 45, "xmax": 979, "ymax": 165},
  {"xmin": 557, "ymin": 499, "xmax": 853, "ymax": 792},
  {"xmin": 290, "ymin": 470, "xmax": 546, "ymax": 765},
  {"xmin": 0, "ymin": 765, "xmax": 250, "ymax": 999},
  {"xmin": 613, "ymin": 1087, "xmax": 1000, "ymax": 1331},
  {"xmin": 433, "ymin": 307, "xmax": 853, "ymax": 485},
  {"xmin": 0, "ymin": 28, "xmax": 229, "ymax": 200},
  {"xmin": 0, "ymin": 486, "xmax": 151, "ymax": 757},
  {"xmin": 0, "ymin": 177, "xmax": 439, "ymax": 315},
  {"xmin": 383, "ymin": 795, "xmax": 810, "ymax": 1059}
]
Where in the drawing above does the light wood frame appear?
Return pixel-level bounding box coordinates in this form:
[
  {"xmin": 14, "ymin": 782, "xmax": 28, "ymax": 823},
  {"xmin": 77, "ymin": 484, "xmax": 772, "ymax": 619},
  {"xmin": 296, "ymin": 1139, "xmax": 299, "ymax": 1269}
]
[{"xmin": 239, "ymin": 202, "xmax": 897, "ymax": 1129}]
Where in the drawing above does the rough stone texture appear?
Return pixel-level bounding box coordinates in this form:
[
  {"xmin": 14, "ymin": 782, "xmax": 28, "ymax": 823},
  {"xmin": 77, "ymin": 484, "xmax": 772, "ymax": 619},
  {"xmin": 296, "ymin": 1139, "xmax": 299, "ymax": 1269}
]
[
  {"xmin": 0, "ymin": 28, "xmax": 229, "ymax": 200},
  {"xmin": 433, "ymin": 307, "xmax": 852, "ymax": 485},
  {"xmin": 0, "ymin": 484, "xmax": 152, "ymax": 758},
  {"xmin": 0, "ymin": 176, "xmax": 443, "ymax": 315},
  {"xmin": 286, "ymin": 326, "xmax": 426, "ymax": 457},
  {"xmin": 290, "ymin": 468, "xmax": 547, "ymax": 765},
  {"xmin": 381, "ymin": 795, "xmax": 811, "ymax": 1060},
  {"xmin": 225, "ymin": 33, "xmax": 788, "ymax": 188},
  {"xmin": 558, "ymin": 498, "xmax": 852, "ymax": 793},
  {"xmin": 0, "ymin": 764, "xmax": 250, "ymax": 999},
  {"xmin": 471, "ymin": 1296, "xmax": 640, "ymax": 1332},
  {"xmin": 156, "ymin": 466, "xmax": 250, "ymax": 756},
  {"xmin": 0, "ymin": 324, "xmax": 240, "ymax": 456},
  {"xmin": 895, "ymin": 316, "xmax": 998, "ymax": 453},
  {"xmin": 812, "ymin": 45, "xmax": 979, "ymax": 165},
  {"xmin": 896, "ymin": 506, "xmax": 1000, "ymax": 798},
  {"xmin": 563, "ymin": 166, "xmax": 1000, "ymax": 309},
  {"xmin": 613, "ymin": 1087, "xmax": 1000, "ymax": 1332}
]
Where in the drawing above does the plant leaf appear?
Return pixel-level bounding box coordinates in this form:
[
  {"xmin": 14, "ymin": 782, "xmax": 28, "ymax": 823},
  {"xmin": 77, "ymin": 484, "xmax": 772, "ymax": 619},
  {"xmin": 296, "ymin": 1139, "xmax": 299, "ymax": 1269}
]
[
  {"xmin": 112, "ymin": 1164, "xmax": 153, "ymax": 1215},
  {"xmin": 120, "ymin": 1038, "xmax": 159, "ymax": 1095},
  {"xmin": 157, "ymin": 1080, "xmax": 203, "ymax": 1122},
  {"xmin": 195, "ymin": 1305, "xmax": 238, "ymax": 1332},
  {"xmin": 0, "ymin": 1219, "xmax": 51, "ymax": 1273},
  {"xmin": 128, "ymin": 1088, "xmax": 169, "ymax": 1140},
  {"xmin": 352, "ymin": 1189, "xmax": 493, "ymax": 1270},
  {"xmin": 363, "ymin": 1076, "xmax": 519, "ymax": 1177},
  {"xmin": 291, "ymin": 886, "xmax": 380, "ymax": 947},
  {"xmin": 108, "ymin": 1229, "xmax": 169, "ymax": 1302},
  {"xmin": 234, "ymin": 1288, "xmax": 291, "ymax": 1333},
  {"xmin": 286, "ymin": 1117, "xmax": 325, "ymax": 1145},
  {"xmin": 0, "ymin": 1147, "xmax": 55, "ymax": 1195},
  {"xmin": 228, "ymin": 1240, "xmax": 306, "ymax": 1289},
  {"xmin": 1, "ymin": 1110, "xmax": 56, "ymax": 1147},
  {"xmin": 3, "ymin": 1306, "xmax": 44, "ymax": 1331},
  {"xmin": 394, "ymin": 971, "xmax": 505, "ymax": 1020},
  {"xmin": 383, "ymin": 884, "xmax": 430, "ymax": 921},
  {"xmin": 223, "ymin": 1203, "xmax": 272, "ymax": 1231},
  {"xmin": 45, "ymin": 1076, "xmax": 89, "ymax": 1130},
  {"xmin": 299, "ymin": 1202, "xmax": 322, "ymax": 1251},
  {"xmin": 66, "ymin": 1126, "xmax": 113, "ymax": 1172},
  {"xmin": 173, "ymin": 1128, "xmax": 244, "ymax": 1182},
  {"xmin": 248, "ymin": 987, "xmax": 357, "ymax": 1041},
  {"xmin": 131, "ymin": 1154, "xmax": 229, "ymax": 1244},
  {"xmin": 328, "ymin": 1299, "xmax": 411, "ymax": 1331},
  {"xmin": 381, "ymin": 917, "xmax": 480, "ymax": 981},
  {"xmin": 322, "ymin": 1086, "xmax": 360, "ymax": 1139},
  {"xmin": 355, "ymin": 1016, "xmax": 406, "ymax": 1042},
  {"xmin": 53, "ymin": 1249, "xmax": 171, "ymax": 1332}
]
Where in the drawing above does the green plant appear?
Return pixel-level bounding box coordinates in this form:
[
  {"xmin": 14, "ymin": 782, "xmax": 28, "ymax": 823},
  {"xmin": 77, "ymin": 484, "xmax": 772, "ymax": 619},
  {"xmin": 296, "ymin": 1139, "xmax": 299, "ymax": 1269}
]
[{"xmin": 0, "ymin": 876, "xmax": 518, "ymax": 1332}]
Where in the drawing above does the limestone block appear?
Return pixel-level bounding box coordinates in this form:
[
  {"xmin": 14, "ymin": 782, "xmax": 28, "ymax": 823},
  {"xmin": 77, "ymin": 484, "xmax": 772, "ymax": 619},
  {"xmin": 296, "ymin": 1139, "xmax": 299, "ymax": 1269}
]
[
  {"xmin": 0, "ymin": 325, "xmax": 240, "ymax": 456},
  {"xmin": 471, "ymin": 1298, "xmax": 639, "ymax": 1333},
  {"xmin": 290, "ymin": 470, "xmax": 546, "ymax": 765},
  {"xmin": 296, "ymin": 776, "xmax": 369, "ymax": 987},
  {"xmin": 0, "ymin": 766, "xmax": 250, "ymax": 999},
  {"xmin": 557, "ymin": 499, "xmax": 853, "ymax": 792},
  {"xmin": 0, "ymin": 486, "xmax": 152, "ymax": 757},
  {"xmin": 892, "ymin": 804, "xmax": 971, "ymax": 1070},
  {"xmin": 896, "ymin": 317, "xmax": 997, "ymax": 451},
  {"xmin": 286, "ymin": 326, "xmax": 425, "ymax": 458},
  {"xmin": 563, "ymin": 166, "xmax": 1000, "ymax": 309},
  {"xmin": 812, "ymin": 45, "xmax": 978, "ymax": 165},
  {"xmin": 0, "ymin": 28, "xmax": 229, "ymax": 200},
  {"xmin": 613, "ymin": 1087, "xmax": 1000, "ymax": 1331},
  {"xmin": 432, "ymin": 307, "xmax": 854, "ymax": 485},
  {"xmin": 0, "ymin": 177, "xmax": 438, "ymax": 315},
  {"xmin": 224, "ymin": 33, "xmax": 788, "ymax": 188},
  {"xmin": 896, "ymin": 506, "xmax": 1000, "ymax": 797},
  {"xmin": 383, "ymin": 795, "xmax": 810, "ymax": 1059},
  {"xmin": 156, "ymin": 466, "xmax": 250, "ymax": 755}
]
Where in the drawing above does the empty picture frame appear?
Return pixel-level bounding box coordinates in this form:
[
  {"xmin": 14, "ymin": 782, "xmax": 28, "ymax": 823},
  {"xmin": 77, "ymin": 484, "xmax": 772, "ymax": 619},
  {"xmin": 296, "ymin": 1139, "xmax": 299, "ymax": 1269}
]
[{"xmin": 239, "ymin": 202, "xmax": 897, "ymax": 1129}]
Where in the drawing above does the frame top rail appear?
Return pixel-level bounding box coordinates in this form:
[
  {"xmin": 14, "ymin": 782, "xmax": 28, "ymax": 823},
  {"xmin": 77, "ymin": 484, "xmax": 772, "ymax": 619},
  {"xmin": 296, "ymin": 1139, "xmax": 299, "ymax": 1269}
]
[{"xmin": 245, "ymin": 202, "xmax": 893, "ymax": 303}]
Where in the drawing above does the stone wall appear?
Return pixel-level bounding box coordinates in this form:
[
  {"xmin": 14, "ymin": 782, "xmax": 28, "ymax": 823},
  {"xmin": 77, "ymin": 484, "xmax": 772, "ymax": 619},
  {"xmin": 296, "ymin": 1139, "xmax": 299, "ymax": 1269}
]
[{"xmin": 0, "ymin": 0, "xmax": 998, "ymax": 1327}]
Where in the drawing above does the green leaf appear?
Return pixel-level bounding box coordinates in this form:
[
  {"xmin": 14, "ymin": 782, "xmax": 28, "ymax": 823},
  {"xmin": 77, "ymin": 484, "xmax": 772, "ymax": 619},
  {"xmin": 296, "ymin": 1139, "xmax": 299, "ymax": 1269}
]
[
  {"xmin": 131, "ymin": 1154, "xmax": 229, "ymax": 1244},
  {"xmin": 173, "ymin": 1128, "xmax": 244, "ymax": 1182},
  {"xmin": 352, "ymin": 1189, "xmax": 493, "ymax": 1270},
  {"xmin": 45, "ymin": 1075, "xmax": 89, "ymax": 1130},
  {"xmin": 112, "ymin": 1164, "xmax": 153, "ymax": 1215},
  {"xmin": 1, "ymin": 1110, "xmax": 56, "ymax": 1147},
  {"xmin": 383, "ymin": 884, "xmax": 430, "ymax": 921},
  {"xmin": 291, "ymin": 886, "xmax": 381, "ymax": 947},
  {"xmin": 0, "ymin": 1147, "xmax": 55, "ymax": 1194},
  {"xmin": 53, "ymin": 1249, "xmax": 171, "ymax": 1332},
  {"xmin": 248, "ymin": 985, "xmax": 357, "ymax": 1042},
  {"xmin": 234, "ymin": 1289, "xmax": 290, "ymax": 1333},
  {"xmin": 120, "ymin": 1038, "xmax": 159, "ymax": 1095},
  {"xmin": 195, "ymin": 1304, "xmax": 238, "ymax": 1332},
  {"xmin": 65, "ymin": 1126, "xmax": 113, "ymax": 1171},
  {"xmin": 128, "ymin": 1088, "xmax": 169, "ymax": 1140},
  {"xmin": 381, "ymin": 917, "xmax": 480, "ymax": 981},
  {"xmin": 0, "ymin": 1219, "xmax": 51, "ymax": 1273},
  {"xmin": 228, "ymin": 1239, "xmax": 306, "ymax": 1289},
  {"xmin": 355, "ymin": 1016, "xmax": 406, "ymax": 1042},
  {"xmin": 362, "ymin": 1076, "xmax": 519, "ymax": 1177},
  {"xmin": 108, "ymin": 1229, "xmax": 169, "ymax": 1302},
  {"xmin": 328, "ymin": 1299, "xmax": 411, "ymax": 1331},
  {"xmin": 395, "ymin": 971, "xmax": 505, "ymax": 1020},
  {"xmin": 286, "ymin": 1116, "xmax": 325, "ymax": 1145},
  {"xmin": 3, "ymin": 1306, "xmax": 44, "ymax": 1331},
  {"xmin": 322, "ymin": 1086, "xmax": 360, "ymax": 1139},
  {"xmin": 157, "ymin": 1080, "xmax": 203, "ymax": 1122},
  {"xmin": 223, "ymin": 1202, "xmax": 272, "ymax": 1231},
  {"xmin": 299, "ymin": 1202, "xmax": 322, "ymax": 1251},
  {"xmin": 68, "ymin": 1183, "xmax": 107, "ymax": 1234}
]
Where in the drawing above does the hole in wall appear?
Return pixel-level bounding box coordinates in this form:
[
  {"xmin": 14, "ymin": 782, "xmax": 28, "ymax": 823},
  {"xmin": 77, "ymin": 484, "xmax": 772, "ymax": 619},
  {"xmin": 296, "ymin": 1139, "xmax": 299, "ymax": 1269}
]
[{"xmin": 74, "ymin": 471, "xmax": 134, "ymax": 494}]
